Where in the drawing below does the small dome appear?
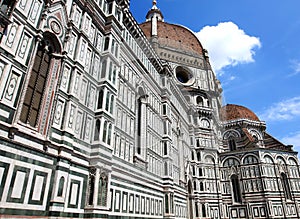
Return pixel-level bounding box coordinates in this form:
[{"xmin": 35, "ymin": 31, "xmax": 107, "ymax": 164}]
[
  {"xmin": 140, "ymin": 21, "xmax": 204, "ymax": 57},
  {"xmin": 220, "ymin": 104, "xmax": 260, "ymax": 122}
]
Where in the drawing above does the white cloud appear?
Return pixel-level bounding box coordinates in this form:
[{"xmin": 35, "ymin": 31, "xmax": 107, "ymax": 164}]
[
  {"xmin": 195, "ymin": 22, "xmax": 261, "ymax": 74},
  {"xmin": 289, "ymin": 60, "xmax": 300, "ymax": 76},
  {"xmin": 281, "ymin": 132, "xmax": 300, "ymax": 152},
  {"xmin": 260, "ymin": 96, "xmax": 300, "ymax": 121}
]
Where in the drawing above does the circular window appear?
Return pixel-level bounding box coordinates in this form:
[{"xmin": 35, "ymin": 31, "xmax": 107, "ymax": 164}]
[{"xmin": 175, "ymin": 66, "xmax": 194, "ymax": 85}]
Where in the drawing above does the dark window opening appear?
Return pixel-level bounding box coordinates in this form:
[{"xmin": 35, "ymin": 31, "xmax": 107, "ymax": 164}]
[
  {"xmin": 200, "ymin": 182, "xmax": 204, "ymax": 191},
  {"xmin": 228, "ymin": 138, "xmax": 236, "ymax": 151},
  {"xmin": 57, "ymin": 176, "xmax": 65, "ymax": 197},
  {"xmin": 97, "ymin": 174, "xmax": 108, "ymax": 206},
  {"xmin": 202, "ymin": 204, "xmax": 207, "ymax": 217},
  {"xmin": 164, "ymin": 142, "xmax": 168, "ymax": 155},
  {"xmin": 20, "ymin": 41, "xmax": 52, "ymax": 127},
  {"xmin": 137, "ymin": 99, "xmax": 142, "ymax": 154},
  {"xmin": 231, "ymin": 175, "xmax": 242, "ymax": 203},
  {"xmin": 199, "ymin": 168, "xmax": 203, "ymax": 176},
  {"xmin": 281, "ymin": 173, "xmax": 292, "ymax": 200},
  {"xmin": 97, "ymin": 90, "xmax": 103, "ymax": 109},
  {"xmin": 0, "ymin": 0, "xmax": 16, "ymax": 16},
  {"xmin": 88, "ymin": 172, "xmax": 95, "ymax": 205}
]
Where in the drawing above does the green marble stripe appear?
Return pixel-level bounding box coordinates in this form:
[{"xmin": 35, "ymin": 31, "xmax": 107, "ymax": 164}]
[
  {"xmin": 0, "ymin": 208, "xmax": 48, "ymax": 216},
  {"xmin": 0, "ymin": 208, "xmax": 163, "ymax": 219},
  {"xmin": 0, "ymin": 103, "xmax": 14, "ymax": 123},
  {"xmin": 0, "ymin": 149, "xmax": 53, "ymax": 169},
  {"xmin": 90, "ymin": 152, "xmax": 112, "ymax": 160},
  {"xmin": 1, "ymin": 138, "xmax": 54, "ymax": 160}
]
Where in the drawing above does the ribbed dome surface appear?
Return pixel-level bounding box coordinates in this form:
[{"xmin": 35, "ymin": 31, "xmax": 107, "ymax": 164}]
[
  {"xmin": 140, "ymin": 21, "xmax": 203, "ymax": 56},
  {"xmin": 220, "ymin": 104, "xmax": 260, "ymax": 122}
]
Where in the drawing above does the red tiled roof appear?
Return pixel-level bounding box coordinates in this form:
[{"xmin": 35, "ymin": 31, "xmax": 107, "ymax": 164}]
[
  {"xmin": 220, "ymin": 104, "xmax": 260, "ymax": 122},
  {"xmin": 140, "ymin": 21, "xmax": 203, "ymax": 56}
]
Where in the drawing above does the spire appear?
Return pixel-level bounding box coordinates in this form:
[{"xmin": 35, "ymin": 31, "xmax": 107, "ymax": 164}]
[
  {"xmin": 153, "ymin": 0, "xmax": 157, "ymax": 8},
  {"xmin": 146, "ymin": 0, "xmax": 164, "ymax": 22}
]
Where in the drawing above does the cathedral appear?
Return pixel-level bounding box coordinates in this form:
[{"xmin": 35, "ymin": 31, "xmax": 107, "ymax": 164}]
[{"xmin": 0, "ymin": 0, "xmax": 300, "ymax": 218}]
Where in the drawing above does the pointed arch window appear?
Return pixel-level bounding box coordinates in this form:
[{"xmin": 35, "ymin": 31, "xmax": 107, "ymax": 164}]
[
  {"xmin": 94, "ymin": 119, "xmax": 101, "ymax": 141},
  {"xmin": 105, "ymin": 92, "xmax": 110, "ymax": 111},
  {"xmin": 197, "ymin": 152, "xmax": 201, "ymax": 161},
  {"xmin": 20, "ymin": 40, "xmax": 53, "ymax": 127},
  {"xmin": 195, "ymin": 202, "xmax": 199, "ymax": 217},
  {"xmin": 102, "ymin": 120, "xmax": 108, "ymax": 142},
  {"xmin": 57, "ymin": 176, "xmax": 65, "ymax": 197},
  {"xmin": 199, "ymin": 168, "xmax": 203, "ymax": 176},
  {"xmin": 109, "ymin": 95, "xmax": 114, "ymax": 114},
  {"xmin": 231, "ymin": 174, "xmax": 242, "ymax": 203},
  {"xmin": 88, "ymin": 168, "xmax": 96, "ymax": 205},
  {"xmin": 97, "ymin": 89, "xmax": 103, "ymax": 109},
  {"xmin": 202, "ymin": 204, "xmax": 207, "ymax": 217},
  {"xmin": 281, "ymin": 173, "xmax": 292, "ymax": 200},
  {"xmin": 97, "ymin": 174, "xmax": 108, "ymax": 206},
  {"xmin": 228, "ymin": 138, "xmax": 236, "ymax": 151},
  {"xmin": 199, "ymin": 182, "xmax": 204, "ymax": 191},
  {"xmin": 107, "ymin": 124, "xmax": 112, "ymax": 145},
  {"xmin": 108, "ymin": 61, "xmax": 113, "ymax": 81},
  {"xmin": 196, "ymin": 96, "xmax": 203, "ymax": 106}
]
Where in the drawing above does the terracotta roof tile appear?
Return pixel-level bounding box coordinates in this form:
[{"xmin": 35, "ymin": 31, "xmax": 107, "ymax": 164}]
[
  {"xmin": 140, "ymin": 21, "xmax": 203, "ymax": 56},
  {"xmin": 220, "ymin": 104, "xmax": 260, "ymax": 122}
]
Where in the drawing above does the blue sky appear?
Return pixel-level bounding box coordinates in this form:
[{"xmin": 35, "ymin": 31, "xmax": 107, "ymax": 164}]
[{"xmin": 130, "ymin": 0, "xmax": 300, "ymax": 152}]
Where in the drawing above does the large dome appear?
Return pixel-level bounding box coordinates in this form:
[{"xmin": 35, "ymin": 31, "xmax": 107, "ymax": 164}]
[
  {"xmin": 220, "ymin": 104, "xmax": 260, "ymax": 122},
  {"xmin": 140, "ymin": 21, "xmax": 204, "ymax": 57}
]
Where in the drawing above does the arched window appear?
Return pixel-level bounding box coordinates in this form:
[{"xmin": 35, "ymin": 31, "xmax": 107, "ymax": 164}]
[
  {"xmin": 196, "ymin": 96, "xmax": 203, "ymax": 106},
  {"xmin": 195, "ymin": 202, "xmax": 199, "ymax": 217},
  {"xmin": 112, "ymin": 66, "xmax": 117, "ymax": 84},
  {"xmin": 94, "ymin": 119, "xmax": 100, "ymax": 141},
  {"xmin": 228, "ymin": 138, "xmax": 236, "ymax": 151},
  {"xmin": 97, "ymin": 90, "xmax": 103, "ymax": 109},
  {"xmin": 193, "ymin": 181, "xmax": 197, "ymax": 190},
  {"xmin": 191, "ymin": 151, "xmax": 194, "ymax": 160},
  {"xmin": 88, "ymin": 169, "xmax": 96, "ymax": 205},
  {"xmin": 111, "ymin": 39, "xmax": 115, "ymax": 54},
  {"xmin": 281, "ymin": 173, "xmax": 292, "ymax": 200},
  {"xmin": 199, "ymin": 182, "xmax": 204, "ymax": 191},
  {"xmin": 197, "ymin": 152, "xmax": 201, "ymax": 161},
  {"xmin": 163, "ymin": 142, "xmax": 168, "ymax": 155},
  {"xmin": 202, "ymin": 204, "xmax": 207, "ymax": 217},
  {"xmin": 137, "ymin": 98, "xmax": 142, "ymax": 154},
  {"xmin": 105, "ymin": 92, "xmax": 110, "ymax": 111},
  {"xmin": 109, "ymin": 95, "xmax": 114, "ymax": 114},
  {"xmin": 104, "ymin": 37, "xmax": 110, "ymax": 51},
  {"xmin": 102, "ymin": 121, "xmax": 108, "ymax": 142},
  {"xmin": 165, "ymin": 194, "xmax": 169, "ymax": 214},
  {"xmin": 199, "ymin": 168, "xmax": 203, "ymax": 176},
  {"xmin": 107, "ymin": 124, "xmax": 112, "ymax": 145},
  {"xmin": 108, "ymin": 61, "xmax": 113, "ymax": 81},
  {"xmin": 231, "ymin": 174, "xmax": 242, "ymax": 203},
  {"xmin": 20, "ymin": 40, "xmax": 53, "ymax": 127},
  {"xmin": 57, "ymin": 176, "xmax": 65, "ymax": 197},
  {"xmin": 98, "ymin": 174, "xmax": 108, "ymax": 206}
]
